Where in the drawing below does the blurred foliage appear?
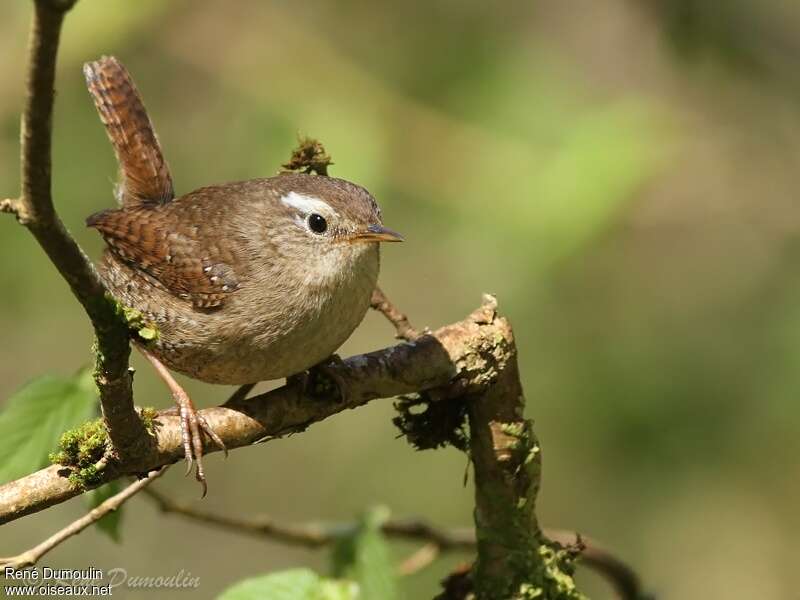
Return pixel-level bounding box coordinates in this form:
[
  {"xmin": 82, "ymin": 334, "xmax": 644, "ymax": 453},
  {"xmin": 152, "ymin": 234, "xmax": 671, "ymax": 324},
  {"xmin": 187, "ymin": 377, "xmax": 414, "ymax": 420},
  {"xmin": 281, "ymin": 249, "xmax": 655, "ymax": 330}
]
[
  {"xmin": 647, "ymin": 0, "xmax": 800, "ymax": 89},
  {"xmin": 218, "ymin": 569, "xmax": 358, "ymax": 600},
  {"xmin": 330, "ymin": 507, "xmax": 398, "ymax": 600},
  {"xmin": 0, "ymin": 0, "xmax": 799, "ymax": 598},
  {"xmin": 0, "ymin": 368, "xmax": 96, "ymax": 484},
  {"xmin": 219, "ymin": 508, "xmax": 396, "ymax": 600},
  {"xmin": 87, "ymin": 480, "xmax": 124, "ymax": 543}
]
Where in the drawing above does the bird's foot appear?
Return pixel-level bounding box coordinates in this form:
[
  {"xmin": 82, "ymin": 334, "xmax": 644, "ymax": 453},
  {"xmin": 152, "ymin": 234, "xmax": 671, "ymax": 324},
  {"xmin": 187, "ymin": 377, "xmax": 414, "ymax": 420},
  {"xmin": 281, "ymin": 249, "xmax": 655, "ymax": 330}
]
[
  {"xmin": 157, "ymin": 393, "xmax": 227, "ymax": 497},
  {"xmin": 141, "ymin": 348, "xmax": 226, "ymax": 497},
  {"xmin": 303, "ymin": 354, "xmax": 348, "ymax": 403}
]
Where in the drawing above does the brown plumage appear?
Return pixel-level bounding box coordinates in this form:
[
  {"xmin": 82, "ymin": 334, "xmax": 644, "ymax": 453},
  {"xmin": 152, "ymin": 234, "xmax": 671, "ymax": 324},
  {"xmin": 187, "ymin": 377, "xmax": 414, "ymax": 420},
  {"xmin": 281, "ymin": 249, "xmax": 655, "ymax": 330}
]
[
  {"xmin": 86, "ymin": 202, "xmax": 239, "ymax": 309},
  {"xmin": 84, "ymin": 56, "xmax": 174, "ymax": 206},
  {"xmin": 83, "ymin": 57, "xmax": 403, "ymax": 493}
]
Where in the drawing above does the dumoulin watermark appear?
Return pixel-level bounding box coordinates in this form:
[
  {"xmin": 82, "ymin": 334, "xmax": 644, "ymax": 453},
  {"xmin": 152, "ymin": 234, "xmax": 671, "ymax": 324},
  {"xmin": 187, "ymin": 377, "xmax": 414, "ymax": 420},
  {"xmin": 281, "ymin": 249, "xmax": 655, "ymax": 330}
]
[
  {"xmin": 107, "ymin": 568, "xmax": 200, "ymax": 590},
  {"xmin": 3, "ymin": 566, "xmax": 200, "ymax": 596}
]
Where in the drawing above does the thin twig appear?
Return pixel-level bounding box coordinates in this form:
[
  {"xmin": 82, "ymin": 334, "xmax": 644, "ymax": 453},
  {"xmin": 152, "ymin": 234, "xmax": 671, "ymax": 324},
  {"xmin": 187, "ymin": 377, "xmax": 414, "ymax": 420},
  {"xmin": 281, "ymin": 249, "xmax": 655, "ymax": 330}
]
[
  {"xmin": 12, "ymin": 0, "xmax": 145, "ymax": 458},
  {"xmin": 142, "ymin": 487, "xmax": 644, "ymax": 600},
  {"xmin": 18, "ymin": 0, "xmax": 109, "ymax": 309},
  {"xmin": 0, "ymin": 467, "xmax": 165, "ymax": 569},
  {"xmin": 143, "ymin": 487, "xmax": 473, "ymax": 550},
  {"xmin": 143, "ymin": 487, "xmax": 333, "ymax": 547},
  {"xmin": 370, "ymin": 286, "xmax": 419, "ymax": 340},
  {"xmin": 382, "ymin": 518, "xmax": 474, "ymax": 550},
  {"xmin": 0, "ymin": 198, "xmax": 22, "ymax": 218},
  {"xmin": 397, "ymin": 542, "xmax": 440, "ymax": 576},
  {"xmin": 546, "ymin": 530, "xmax": 647, "ymax": 600}
]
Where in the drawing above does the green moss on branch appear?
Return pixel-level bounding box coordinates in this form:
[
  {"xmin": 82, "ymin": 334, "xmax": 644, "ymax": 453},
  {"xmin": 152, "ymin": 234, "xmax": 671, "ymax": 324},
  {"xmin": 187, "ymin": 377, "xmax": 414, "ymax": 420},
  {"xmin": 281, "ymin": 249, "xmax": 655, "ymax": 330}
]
[
  {"xmin": 49, "ymin": 418, "xmax": 108, "ymax": 490},
  {"xmin": 48, "ymin": 406, "xmax": 158, "ymax": 490}
]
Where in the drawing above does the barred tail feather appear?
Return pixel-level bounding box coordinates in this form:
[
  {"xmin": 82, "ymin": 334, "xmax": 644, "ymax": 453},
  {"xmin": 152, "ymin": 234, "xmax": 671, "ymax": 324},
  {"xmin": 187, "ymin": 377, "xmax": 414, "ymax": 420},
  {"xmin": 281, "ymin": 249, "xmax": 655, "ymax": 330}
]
[{"xmin": 84, "ymin": 56, "xmax": 174, "ymax": 206}]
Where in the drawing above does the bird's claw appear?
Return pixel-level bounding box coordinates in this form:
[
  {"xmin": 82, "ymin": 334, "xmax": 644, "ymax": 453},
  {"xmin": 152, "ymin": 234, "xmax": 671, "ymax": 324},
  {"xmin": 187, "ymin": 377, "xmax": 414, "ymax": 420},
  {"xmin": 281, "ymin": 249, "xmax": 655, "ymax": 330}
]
[
  {"xmin": 304, "ymin": 355, "xmax": 348, "ymax": 403},
  {"xmin": 159, "ymin": 392, "xmax": 226, "ymax": 497},
  {"xmin": 178, "ymin": 398, "xmax": 227, "ymax": 497},
  {"xmin": 142, "ymin": 348, "xmax": 225, "ymax": 497}
]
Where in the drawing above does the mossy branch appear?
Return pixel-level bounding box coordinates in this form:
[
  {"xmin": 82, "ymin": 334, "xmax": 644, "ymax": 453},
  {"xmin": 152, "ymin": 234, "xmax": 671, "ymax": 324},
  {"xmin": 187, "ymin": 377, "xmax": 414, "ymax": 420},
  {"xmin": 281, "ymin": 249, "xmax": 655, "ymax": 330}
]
[
  {"xmin": 4, "ymin": 0, "xmax": 147, "ymax": 460},
  {"xmin": 467, "ymin": 350, "xmax": 583, "ymax": 599},
  {"xmin": 0, "ymin": 297, "xmax": 615, "ymax": 599},
  {"xmin": 0, "ymin": 297, "xmax": 513, "ymax": 524},
  {"xmin": 0, "ymin": 5, "xmax": 645, "ymax": 599}
]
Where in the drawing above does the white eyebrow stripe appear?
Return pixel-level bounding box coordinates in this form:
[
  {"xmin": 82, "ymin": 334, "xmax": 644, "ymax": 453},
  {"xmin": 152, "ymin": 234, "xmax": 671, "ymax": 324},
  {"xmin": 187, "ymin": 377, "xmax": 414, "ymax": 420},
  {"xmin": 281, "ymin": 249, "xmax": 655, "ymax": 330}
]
[{"xmin": 280, "ymin": 191, "xmax": 335, "ymax": 215}]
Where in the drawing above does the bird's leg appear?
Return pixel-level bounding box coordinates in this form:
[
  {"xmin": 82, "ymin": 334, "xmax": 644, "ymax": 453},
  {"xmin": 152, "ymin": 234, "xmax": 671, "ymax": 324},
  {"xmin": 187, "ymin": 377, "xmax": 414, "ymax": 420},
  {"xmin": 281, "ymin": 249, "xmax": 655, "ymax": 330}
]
[{"xmin": 137, "ymin": 347, "xmax": 226, "ymax": 497}]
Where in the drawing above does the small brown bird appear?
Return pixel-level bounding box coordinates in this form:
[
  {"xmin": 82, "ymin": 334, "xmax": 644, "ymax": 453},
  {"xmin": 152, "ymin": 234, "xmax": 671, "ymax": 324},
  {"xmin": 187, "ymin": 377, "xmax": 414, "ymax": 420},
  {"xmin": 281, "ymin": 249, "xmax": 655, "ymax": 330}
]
[{"xmin": 83, "ymin": 57, "xmax": 402, "ymax": 493}]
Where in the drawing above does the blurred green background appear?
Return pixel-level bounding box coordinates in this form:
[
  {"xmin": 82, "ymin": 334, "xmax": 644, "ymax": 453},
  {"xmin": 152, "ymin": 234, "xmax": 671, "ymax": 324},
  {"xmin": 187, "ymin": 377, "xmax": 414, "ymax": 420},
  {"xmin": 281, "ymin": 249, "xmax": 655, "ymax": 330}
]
[{"xmin": 2, "ymin": 0, "xmax": 800, "ymax": 598}]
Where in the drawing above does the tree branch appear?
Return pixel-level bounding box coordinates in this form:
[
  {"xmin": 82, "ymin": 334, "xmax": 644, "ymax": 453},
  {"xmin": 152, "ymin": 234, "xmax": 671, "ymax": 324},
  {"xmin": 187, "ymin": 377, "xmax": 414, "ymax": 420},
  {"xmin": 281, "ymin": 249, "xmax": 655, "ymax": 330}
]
[
  {"xmin": 0, "ymin": 198, "xmax": 22, "ymax": 217},
  {"xmin": 0, "ymin": 467, "xmax": 165, "ymax": 569},
  {"xmin": 143, "ymin": 486, "xmax": 474, "ymax": 550},
  {"xmin": 0, "ymin": 297, "xmax": 508, "ymax": 525},
  {"xmin": 465, "ymin": 299, "xmax": 549, "ymax": 598},
  {"xmin": 6, "ymin": 0, "xmax": 147, "ymax": 460},
  {"xmin": 397, "ymin": 542, "xmax": 440, "ymax": 576},
  {"xmin": 371, "ymin": 286, "xmax": 419, "ymax": 341},
  {"xmin": 0, "ymin": 295, "xmax": 646, "ymax": 598},
  {"xmin": 544, "ymin": 532, "xmax": 648, "ymax": 600},
  {"xmin": 142, "ymin": 488, "xmax": 644, "ymax": 600},
  {"xmin": 1, "ymin": 8, "xmax": 646, "ymax": 599}
]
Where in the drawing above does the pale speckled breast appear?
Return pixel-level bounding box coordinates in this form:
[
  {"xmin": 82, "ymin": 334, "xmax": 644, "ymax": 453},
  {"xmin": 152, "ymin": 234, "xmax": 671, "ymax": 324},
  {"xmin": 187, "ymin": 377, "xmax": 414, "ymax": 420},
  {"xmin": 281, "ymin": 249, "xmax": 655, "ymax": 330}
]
[{"xmin": 99, "ymin": 245, "xmax": 379, "ymax": 384}]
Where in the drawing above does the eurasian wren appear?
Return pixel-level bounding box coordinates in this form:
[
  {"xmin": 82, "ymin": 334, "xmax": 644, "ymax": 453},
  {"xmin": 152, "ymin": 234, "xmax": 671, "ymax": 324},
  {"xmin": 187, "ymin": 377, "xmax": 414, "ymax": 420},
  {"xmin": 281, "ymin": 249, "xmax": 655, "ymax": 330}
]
[{"xmin": 83, "ymin": 57, "xmax": 402, "ymax": 493}]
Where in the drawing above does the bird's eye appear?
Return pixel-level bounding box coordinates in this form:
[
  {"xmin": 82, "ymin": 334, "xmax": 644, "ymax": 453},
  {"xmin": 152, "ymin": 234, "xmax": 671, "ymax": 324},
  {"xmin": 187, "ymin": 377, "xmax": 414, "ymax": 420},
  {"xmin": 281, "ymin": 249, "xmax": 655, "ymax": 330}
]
[{"xmin": 307, "ymin": 213, "xmax": 328, "ymax": 234}]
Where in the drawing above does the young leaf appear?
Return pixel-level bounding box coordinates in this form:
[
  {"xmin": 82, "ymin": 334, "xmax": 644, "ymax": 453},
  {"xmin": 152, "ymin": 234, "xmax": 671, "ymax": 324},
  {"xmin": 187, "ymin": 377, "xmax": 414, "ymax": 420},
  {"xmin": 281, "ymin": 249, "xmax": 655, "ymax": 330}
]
[
  {"xmin": 217, "ymin": 568, "xmax": 357, "ymax": 600},
  {"xmin": 0, "ymin": 367, "xmax": 97, "ymax": 484},
  {"xmin": 331, "ymin": 507, "xmax": 399, "ymax": 600},
  {"xmin": 86, "ymin": 480, "xmax": 123, "ymax": 543}
]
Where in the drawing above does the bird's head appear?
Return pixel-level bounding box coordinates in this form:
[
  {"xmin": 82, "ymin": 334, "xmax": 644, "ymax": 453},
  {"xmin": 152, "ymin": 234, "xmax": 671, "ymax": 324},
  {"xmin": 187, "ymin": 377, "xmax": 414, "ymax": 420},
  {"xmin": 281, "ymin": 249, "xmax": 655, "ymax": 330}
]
[{"xmin": 252, "ymin": 173, "xmax": 402, "ymax": 287}]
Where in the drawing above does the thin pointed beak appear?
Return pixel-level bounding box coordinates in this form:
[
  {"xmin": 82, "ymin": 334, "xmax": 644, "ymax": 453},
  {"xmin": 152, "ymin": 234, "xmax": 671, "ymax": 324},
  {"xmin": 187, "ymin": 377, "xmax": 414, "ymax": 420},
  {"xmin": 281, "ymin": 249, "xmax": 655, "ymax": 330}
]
[{"xmin": 352, "ymin": 224, "xmax": 404, "ymax": 243}]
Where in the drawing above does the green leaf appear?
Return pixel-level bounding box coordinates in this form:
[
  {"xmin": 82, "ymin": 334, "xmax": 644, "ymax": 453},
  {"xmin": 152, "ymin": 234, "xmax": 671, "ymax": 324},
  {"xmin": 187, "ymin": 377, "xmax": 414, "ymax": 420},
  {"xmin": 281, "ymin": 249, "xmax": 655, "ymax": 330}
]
[
  {"xmin": 217, "ymin": 569, "xmax": 358, "ymax": 600},
  {"xmin": 0, "ymin": 368, "xmax": 97, "ymax": 484},
  {"xmin": 315, "ymin": 579, "xmax": 359, "ymax": 600},
  {"xmin": 331, "ymin": 507, "xmax": 398, "ymax": 600},
  {"xmin": 86, "ymin": 480, "xmax": 123, "ymax": 543}
]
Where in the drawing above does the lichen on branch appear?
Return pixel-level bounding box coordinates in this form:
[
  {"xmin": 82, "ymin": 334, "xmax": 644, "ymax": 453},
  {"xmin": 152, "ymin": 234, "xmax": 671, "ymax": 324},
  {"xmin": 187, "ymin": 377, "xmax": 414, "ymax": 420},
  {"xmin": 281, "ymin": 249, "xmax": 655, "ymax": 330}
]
[
  {"xmin": 393, "ymin": 392, "xmax": 469, "ymax": 451},
  {"xmin": 1, "ymin": 298, "xmax": 516, "ymax": 521},
  {"xmin": 281, "ymin": 137, "xmax": 333, "ymax": 176}
]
